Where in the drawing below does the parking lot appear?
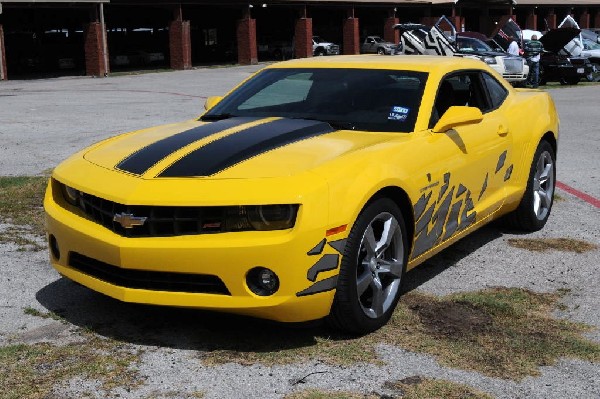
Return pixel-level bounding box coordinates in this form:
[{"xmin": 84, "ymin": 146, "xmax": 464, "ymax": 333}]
[{"xmin": 0, "ymin": 66, "xmax": 599, "ymax": 398}]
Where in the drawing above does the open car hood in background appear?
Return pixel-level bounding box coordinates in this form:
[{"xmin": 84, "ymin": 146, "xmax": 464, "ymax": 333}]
[
  {"xmin": 394, "ymin": 16, "xmax": 457, "ymax": 56},
  {"xmin": 557, "ymin": 15, "xmax": 584, "ymax": 56},
  {"xmin": 540, "ymin": 28, "xmax": 582, "ymax": 55},
  {"xmin": 491, "ymin": 17, "xmax": 523, "ymax": 51}
]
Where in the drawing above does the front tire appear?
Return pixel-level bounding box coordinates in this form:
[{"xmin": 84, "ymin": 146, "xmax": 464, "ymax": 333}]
[
  {"xmin": 503, "ymin": 140, "xmax": 556, "ymax": 232},
  {"xmin": 328, "ymin": 198, "xmax": 408, "ymax": 334},
  {"xmin": 377, "ymin": 47, "xmax": 386, "ymax": 55}
]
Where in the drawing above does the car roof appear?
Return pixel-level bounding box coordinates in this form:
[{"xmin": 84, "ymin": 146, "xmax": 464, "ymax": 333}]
[{"xmin": 264, "ymin": 55, "xmax": 488, "ymax": 74}]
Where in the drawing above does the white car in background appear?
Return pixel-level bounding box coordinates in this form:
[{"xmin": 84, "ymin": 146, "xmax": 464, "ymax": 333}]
[{"xmin": 395, "ymin": 17, "xmax": 528, "ymax": 85}]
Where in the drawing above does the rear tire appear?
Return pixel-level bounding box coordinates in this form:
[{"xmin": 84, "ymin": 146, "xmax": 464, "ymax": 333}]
[
  {"xmin": 328, "ymin": 198, "xmax": 408, "ymax": 335},
  {"xmin": 503, "ymin": 140, "xmax": 555, "ymax": 232}
]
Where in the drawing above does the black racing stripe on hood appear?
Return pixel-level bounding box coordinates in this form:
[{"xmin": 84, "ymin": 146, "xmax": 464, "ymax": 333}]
[
  {"xmin": 159, "ymin": 118, "xmax": 336, "ymax": 177},
  {"xmin": 116, "ymin": 117, "xmax": 260, "ymax": 175}
]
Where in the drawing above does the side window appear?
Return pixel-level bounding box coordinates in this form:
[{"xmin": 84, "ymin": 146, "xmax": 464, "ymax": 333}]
[
  {"xmin": 482, "ymin": 73, "xmax": 508, "ymax": 109},
  {"xmin": 430, "ymin": 72, "xmax": 487, "ymax": 128}
]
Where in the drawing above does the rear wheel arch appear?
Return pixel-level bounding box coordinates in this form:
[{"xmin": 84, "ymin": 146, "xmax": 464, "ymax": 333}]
[{"xmin": 541, "ymin": 131, "xmax": 557, "ymax": 158}]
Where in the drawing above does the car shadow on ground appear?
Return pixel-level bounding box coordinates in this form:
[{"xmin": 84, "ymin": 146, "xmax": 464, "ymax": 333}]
[{"xmin": 35, "ymin": 224, "xmax": 504, "ymax": 351}]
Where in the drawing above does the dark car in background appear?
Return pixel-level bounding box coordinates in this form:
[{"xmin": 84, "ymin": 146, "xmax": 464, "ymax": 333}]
[{"xmin": 537, "ymin": 27, "xmax": 594, "ymax": 85}]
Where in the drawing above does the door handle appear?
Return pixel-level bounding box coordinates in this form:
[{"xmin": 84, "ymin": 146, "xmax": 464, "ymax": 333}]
[{"xmin": 497, "ymin": 124, "xmax": 509, "ymax": 136}]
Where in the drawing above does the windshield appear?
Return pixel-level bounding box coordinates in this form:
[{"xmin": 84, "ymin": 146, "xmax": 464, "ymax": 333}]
[
  {"xmin": 373, "ymin": 37, "xmax": 385, "ymax": 43},
  {"xmin": 202, "ymin": 68, "xmax": 428, "ymax": 133},
  {"xmin": 584, "ymin": 39, "xmax": 600, "ymax": 50},
  {"xmin": 456, "ymin": 37, "xmax": 493, "ymax": 52},
  {"xmin": 313, "ymin": 36, "xmax": 323, "ymax": 43}
]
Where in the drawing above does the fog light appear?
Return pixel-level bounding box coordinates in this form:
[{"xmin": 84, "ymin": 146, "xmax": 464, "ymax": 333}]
[
  {"xmin": 49, "ymin": 234, "xmax": 60, "ymax": 261},
  {"xmin": 247, "ymin": 267, "xmax": 279, "ymax": 296}
]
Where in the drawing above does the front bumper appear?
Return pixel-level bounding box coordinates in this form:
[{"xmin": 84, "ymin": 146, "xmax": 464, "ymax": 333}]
[{"xmin": 44, "ymin": 178, "xmax": 344, "ymax": 323}]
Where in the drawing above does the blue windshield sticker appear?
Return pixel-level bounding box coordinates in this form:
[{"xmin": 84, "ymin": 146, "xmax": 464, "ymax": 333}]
[{"xmin": 388, "ymin": 106, "xmax": 410, "ymax": 121}]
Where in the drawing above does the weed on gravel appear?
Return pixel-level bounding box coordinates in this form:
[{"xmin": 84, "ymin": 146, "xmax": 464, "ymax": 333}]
[
  {"xmin": 0, "ymin": 176, "xmax": 48, "ymax": 249},
  {"xmin": 286, "ymin": 377, "xmax": 492, "ymax": 399},
  {"xmin": 201, "ymin": 288, "xmax": 599, "ymax": 380},
  {"xmin": 507, "ymin": 237, "xmax": 598, "ymax": 253},
  {"xmin": 0, "ymin": 333, "xmax": 142, "ymax": 399}
]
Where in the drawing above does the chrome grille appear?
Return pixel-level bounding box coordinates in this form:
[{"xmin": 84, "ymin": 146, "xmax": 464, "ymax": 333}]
[
  {"xmin": 76, "ymin": 192, "xmax": 236, "ymax": 237},
  {"xmin": 504, "ymin": 58, "xmax": 523, "ymax": 74}
]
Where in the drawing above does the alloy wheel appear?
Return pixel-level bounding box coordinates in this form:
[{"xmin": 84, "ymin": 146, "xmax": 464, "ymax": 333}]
[
  {"xmin": 532, "ymin": 150, "xmax": 555, "ymax": 221},
  {"xmin": 355, "ymin": 212, "xmax": 404, "ymax": 319}
]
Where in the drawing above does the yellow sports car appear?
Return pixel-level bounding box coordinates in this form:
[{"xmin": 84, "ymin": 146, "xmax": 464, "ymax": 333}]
[{"xmin": 45, "ymin": 56, "xmax": 559, "ymax": 334}]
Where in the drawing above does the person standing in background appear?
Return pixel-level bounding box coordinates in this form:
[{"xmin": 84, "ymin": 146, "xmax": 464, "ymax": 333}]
[
  {"xmin": 508, "ymin": 38, "xmax": 520, "ymax": 56},
  {"xmin": 524, "ymin": 35, "xmax": 544, "ymax": 88}
]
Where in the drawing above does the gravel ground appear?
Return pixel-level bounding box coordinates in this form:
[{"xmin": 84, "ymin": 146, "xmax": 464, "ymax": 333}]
[{"xmin": 0, "ymin": 68, "xmax": 599, "ymax": 398}]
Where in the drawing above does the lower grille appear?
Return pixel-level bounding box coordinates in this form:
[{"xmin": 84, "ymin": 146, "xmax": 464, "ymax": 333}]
[{"xmin": 68, "ymin": 252, "xmax": 231, "ymax": 295}]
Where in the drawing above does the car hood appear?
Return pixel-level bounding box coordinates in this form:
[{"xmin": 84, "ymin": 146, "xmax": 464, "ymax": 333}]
[
  {"xmin": 540, "ymin": 28, "xmax": 582, "ymax": 54},
  {"xmin": 81, "ymin": 117, "xmax": 398, "ymax": 180},
  {"xmin": 457, "ymin": 49, "xmax": 506, "ymax": 57}
]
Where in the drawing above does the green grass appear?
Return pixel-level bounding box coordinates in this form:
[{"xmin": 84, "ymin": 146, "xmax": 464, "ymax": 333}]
[
  {"xmin": 0, "ymin": 335, "xmax": 141, "ymax": 399},
  {"xmin": 0, "ymin": 176, "xmax": 48, "ymax": 249}
]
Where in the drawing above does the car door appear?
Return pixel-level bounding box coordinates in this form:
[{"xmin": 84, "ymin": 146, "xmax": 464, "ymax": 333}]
[{"xmin": 410, "ymin": 71, "xmax": 512, "ymax": 259}]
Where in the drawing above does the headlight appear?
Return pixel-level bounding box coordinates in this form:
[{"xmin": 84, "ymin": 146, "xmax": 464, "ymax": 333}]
[
  {"xmin": 61, "ymin": 183, "xmax": 80, "ymax": 206},
  {"xmin": 224, "ymin": 205, "xmax": 299, "ymax": 231},
  {"xmin": 247, "ymin": 204, "xmax": 298, "ymax": 230},
  {"xmin": 483, "ymin": 57, "xmax": 497, "ymax": 65}
]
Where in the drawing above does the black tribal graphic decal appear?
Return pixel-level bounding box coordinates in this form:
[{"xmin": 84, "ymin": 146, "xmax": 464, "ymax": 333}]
[
  {"xmin": 296, "ymin": 238, "xmax": 346, "ymax": 297},
  {"xmin": 411, "ymin": 150, "xmax": 510, "ymax": 260}
]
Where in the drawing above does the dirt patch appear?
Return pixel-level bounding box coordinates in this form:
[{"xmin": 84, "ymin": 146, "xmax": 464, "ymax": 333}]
[
  {"xmin": 507, "ymin": 237, "xmax": 597, "ymax": 253},
  {"xmin": 405, "ymin": 298, "xmax": 492, "ymax": 338}
]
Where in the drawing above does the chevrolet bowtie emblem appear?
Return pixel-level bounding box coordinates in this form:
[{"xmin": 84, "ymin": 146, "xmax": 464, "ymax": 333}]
[{"xmin": 113, "ymin": 213, "xmax": 148, "ymax": 229}]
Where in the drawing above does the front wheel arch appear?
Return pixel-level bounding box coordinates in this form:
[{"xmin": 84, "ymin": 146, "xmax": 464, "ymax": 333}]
[{"xmin": 328, "ymin": 197, "xmax": 410, "ymax": 334}]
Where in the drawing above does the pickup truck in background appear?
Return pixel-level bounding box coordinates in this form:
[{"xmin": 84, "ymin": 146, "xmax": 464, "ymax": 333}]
[{"xmin": 312, "ymin": 36, "xmax": 340, "ymax": 56}]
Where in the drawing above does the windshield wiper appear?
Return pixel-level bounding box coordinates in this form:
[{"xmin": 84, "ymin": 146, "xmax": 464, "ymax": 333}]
[
  {"xmin": 200, "ymin": 113, "xmax": 233, "ymax": 121},
  {"xmin": 325, "ymin": 120, "xmax": 356, "ymax": 130}
]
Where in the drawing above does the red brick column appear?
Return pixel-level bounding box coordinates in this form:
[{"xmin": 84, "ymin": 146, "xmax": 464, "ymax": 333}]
[
  {"xmin": 237, "ymin": 15, "xmax": 258, "ymax": 65},
  {"xmin": 384, "ymin": 17, "xmax": 400, "ymax": 44},
  {"xmin": 526, "ymin": 8, "xmax": 538, "ymax": 30},
  {"xmin": 579, "ymin": 9, "xmax": 590, "ymax": 29},
  {"xmin": 295, "ymin": 18, "xmax": 313, "ymax": 58},
  {"xmin": 343, "ymin": 18, "xmax": 360, "ymax": 55},
  {"xmin": 169, "ymin": 19, "xmax": 192, "ymax": 70},
  {"xmin": 0, "ymin": 25, "xmax": 7, "ymax": 80},
  {"xmin": 84, "ymin": 22, "xmax": 109, "ymax": 77},
  {"xmin": 546, "ymin": 9, "xmax": 557, "ymax": 29}
]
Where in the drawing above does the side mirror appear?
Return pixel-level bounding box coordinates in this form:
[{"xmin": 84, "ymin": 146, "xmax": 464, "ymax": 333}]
[
  {"xmin": 432, "ymin": 106, "xmax": 483, "ymax": 133},
  {"xmin": 204, "ymin": 96, "xmax": 223, "ymax": 111}
]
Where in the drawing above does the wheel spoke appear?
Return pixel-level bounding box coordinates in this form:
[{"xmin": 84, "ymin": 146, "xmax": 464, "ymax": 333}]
[
  {"xmin": 538, "ymin": 162, "xmax": 552, "ymax": 187},
  {"xmin": 370, "ymin": 278, "xmax": 385, "ymax": 317},
  {"xmin": 533, "ymin": 191, "xmax": 541, "ymax": 215},
  {"xmin": 376, "ymin": 216, "xmax": 399, "ymax": 257},
  {"xmin": 378, "ymin": 259, "xmax": 404, "ymax": 278},
  {"xmin": 538, "ymin": 188, "xmax": 552, "ymax": 210},
  {"xmin": 363, "ymin": 225, "xmax": 378, "ymax": 257},
  {"xmin": 356, "ymin": 270, "xmax": 373, "ymax": 296}
]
